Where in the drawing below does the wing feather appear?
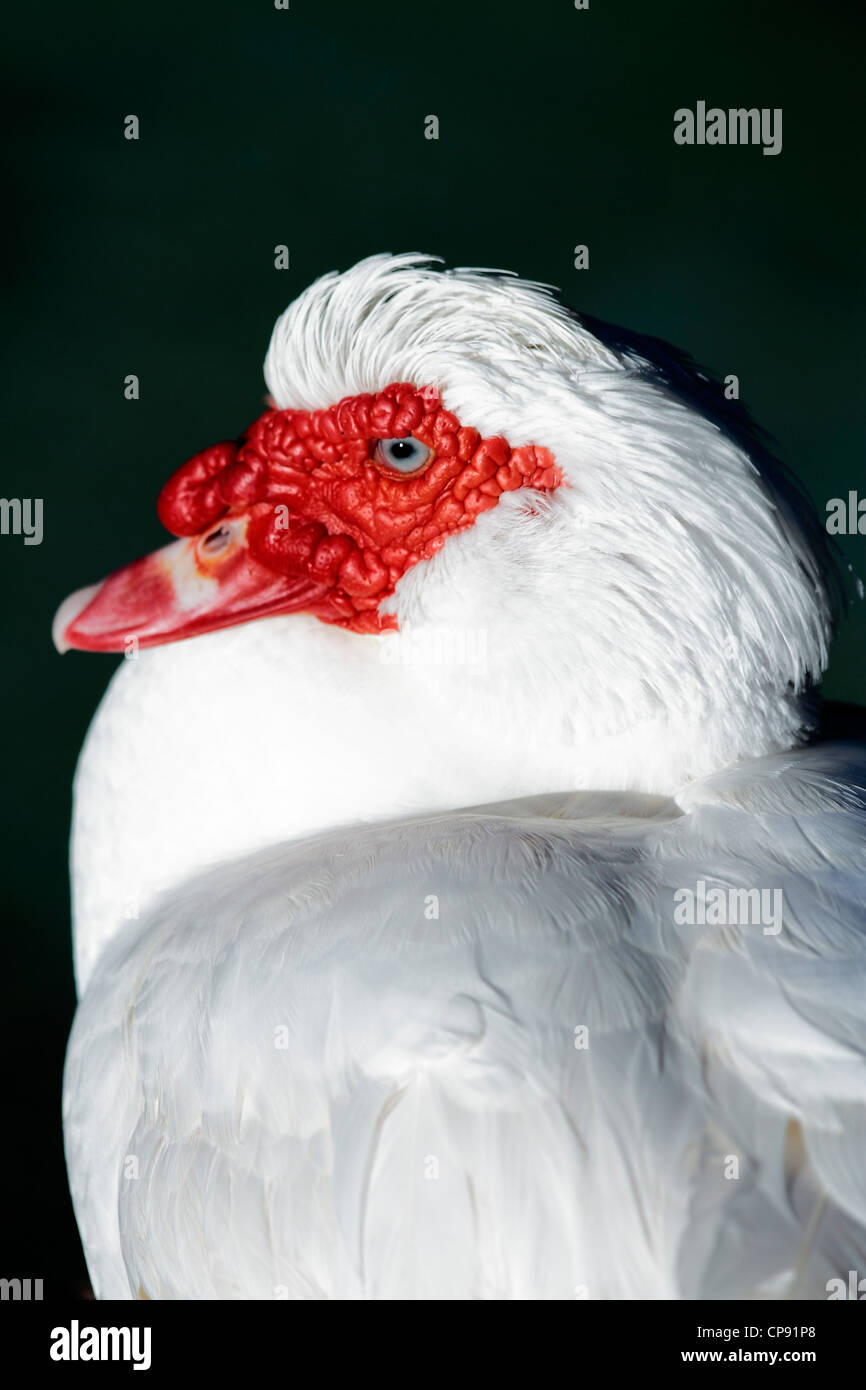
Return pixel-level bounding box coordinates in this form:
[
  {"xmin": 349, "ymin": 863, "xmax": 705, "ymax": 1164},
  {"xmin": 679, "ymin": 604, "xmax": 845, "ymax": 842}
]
[{"xmin": 64, "ymin": 742, "xmax": 866, "ymax": 1298}]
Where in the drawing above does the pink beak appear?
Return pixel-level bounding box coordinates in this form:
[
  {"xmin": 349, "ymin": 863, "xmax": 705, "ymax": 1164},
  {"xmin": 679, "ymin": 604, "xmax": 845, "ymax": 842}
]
[{"xmin": 52, "ymin": 524, "xmax": 327, "ymax": 654}]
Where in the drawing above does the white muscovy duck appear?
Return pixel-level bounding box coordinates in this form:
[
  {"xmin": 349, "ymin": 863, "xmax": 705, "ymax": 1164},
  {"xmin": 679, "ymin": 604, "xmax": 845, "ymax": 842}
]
[{"xmin": 55, "ymin": 254, "xmax": 866, "ymax": 1301}]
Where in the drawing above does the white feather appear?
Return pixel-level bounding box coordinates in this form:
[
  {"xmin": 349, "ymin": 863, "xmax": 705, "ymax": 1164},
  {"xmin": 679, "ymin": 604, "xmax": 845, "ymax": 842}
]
[{"xmin": 64, "ymin": 747, "xmax": 866, "ymax": 1299}]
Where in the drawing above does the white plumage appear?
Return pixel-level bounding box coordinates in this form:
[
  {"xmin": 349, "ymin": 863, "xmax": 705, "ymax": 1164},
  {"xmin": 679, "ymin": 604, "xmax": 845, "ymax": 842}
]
[{"xmin": 62, "ymin": 255, "xmax": 866, "ymax": 1299}]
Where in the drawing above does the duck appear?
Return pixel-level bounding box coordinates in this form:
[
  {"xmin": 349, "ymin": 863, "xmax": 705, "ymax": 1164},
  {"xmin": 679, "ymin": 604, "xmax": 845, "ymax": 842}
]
[{"xmin": 55, "ymin": 253, "xmax": 866, "ymax": 1300}]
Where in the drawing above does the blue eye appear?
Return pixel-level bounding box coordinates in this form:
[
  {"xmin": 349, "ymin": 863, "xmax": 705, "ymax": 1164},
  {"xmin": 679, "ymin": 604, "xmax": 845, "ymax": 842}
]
[{"xmin": 374, "ymin": 436, "xmax": 433, "ymax": 474}]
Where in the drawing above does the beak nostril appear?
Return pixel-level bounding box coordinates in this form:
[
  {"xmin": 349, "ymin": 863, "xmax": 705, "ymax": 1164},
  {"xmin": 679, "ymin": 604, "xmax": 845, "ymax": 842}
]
[{"xmin": 201, "ymin": 525, "xmax": 233, "ymax": 556}]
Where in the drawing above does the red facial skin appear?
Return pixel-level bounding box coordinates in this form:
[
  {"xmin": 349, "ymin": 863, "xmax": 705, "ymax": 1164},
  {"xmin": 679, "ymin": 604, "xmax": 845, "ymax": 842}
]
[{"xmin": 56, "ymin": 382, "xmax": 562, "ymax": 652}]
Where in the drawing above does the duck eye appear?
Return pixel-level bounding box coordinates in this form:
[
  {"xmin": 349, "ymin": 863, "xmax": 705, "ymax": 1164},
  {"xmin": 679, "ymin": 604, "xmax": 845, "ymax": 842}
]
[{"xmin": 374, "ymin": 435, "xmax": 433, "ymax": 474}]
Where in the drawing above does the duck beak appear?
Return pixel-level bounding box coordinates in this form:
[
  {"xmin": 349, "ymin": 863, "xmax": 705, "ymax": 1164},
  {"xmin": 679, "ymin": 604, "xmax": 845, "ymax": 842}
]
[{"xmin": 52, "ymin": 520, "xmax": 328, "ymax": 654}]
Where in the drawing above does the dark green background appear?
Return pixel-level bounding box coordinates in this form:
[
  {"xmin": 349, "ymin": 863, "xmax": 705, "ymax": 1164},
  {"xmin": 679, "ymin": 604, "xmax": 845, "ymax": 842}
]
[{"xmin": 1, "ymin": 0, "xmax": 863, "ymax": 1294}]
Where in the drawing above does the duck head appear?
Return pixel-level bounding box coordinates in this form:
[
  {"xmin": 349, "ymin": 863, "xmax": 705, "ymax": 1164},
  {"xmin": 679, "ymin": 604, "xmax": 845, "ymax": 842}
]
[{"xmin": 55, "ymin": 254, "xmax": 832, "ymax": 751}]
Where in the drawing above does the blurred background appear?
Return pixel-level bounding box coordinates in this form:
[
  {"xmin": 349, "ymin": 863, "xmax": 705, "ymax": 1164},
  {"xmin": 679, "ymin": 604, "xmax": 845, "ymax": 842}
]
[{"xmin": 1, "ymin": 0, "xmax": 863, "ymax": 1295}]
